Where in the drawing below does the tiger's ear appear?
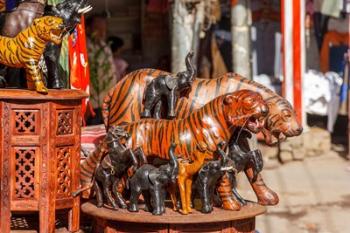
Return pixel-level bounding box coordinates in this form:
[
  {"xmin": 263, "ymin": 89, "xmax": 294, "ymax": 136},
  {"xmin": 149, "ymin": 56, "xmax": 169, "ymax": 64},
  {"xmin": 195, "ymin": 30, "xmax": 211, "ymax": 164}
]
[
  {"xmin": 33, "ymin": 18, "xmax": 40, "ymax": 26},
  {"xmin": 223, "ymin": 95, "xmax": 237, "ymax": 105}
]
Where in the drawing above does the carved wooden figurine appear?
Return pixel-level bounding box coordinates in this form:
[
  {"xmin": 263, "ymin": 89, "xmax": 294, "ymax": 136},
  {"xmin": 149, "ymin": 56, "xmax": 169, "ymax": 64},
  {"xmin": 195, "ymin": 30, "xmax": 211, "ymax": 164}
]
[
  {"xmin": 0, "ymin": 0, "xmax": 91, "ymax": 89},
  {"xmin": 141, "ymin": 51, "xmax": 196, "ymax": 119},
  {"xmin": 226, "ymin": 141, "xmax": 264, "ymax": 205},
  {"xmin": 119, "ymin": 90, "xmax": 268, "ymax": 215},
  {"xmin": 97, "ymin": 71, "xmax": 303, "ymax": 210},
  {"xmin": 128, "ymin": 144, "xmax": 179, "ymax": 215},
  {"xmin": 193, "ymin": 141, "xmax": 235, "ymax": 213},
  {"xmin": 0, "ymin": 16, "xmax": 65, "ymax": 94},
  {"xmin": 94, "ymin": 126, "xmax": 138, "ymax": 209}
]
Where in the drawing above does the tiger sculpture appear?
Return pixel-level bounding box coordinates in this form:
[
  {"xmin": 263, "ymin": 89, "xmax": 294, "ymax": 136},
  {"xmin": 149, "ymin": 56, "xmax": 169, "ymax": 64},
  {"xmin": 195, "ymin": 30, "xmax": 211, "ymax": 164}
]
[
  {"xmin": 0, "ymin": 16, "xmax": 65, "ymax": 94},
  {"xmin": 121, "ymin": 90, "xmax": 268, "ymax": 214},
  {"xmin": 81, "ymin": 69, "xmax": 303, "ymax": 209}
]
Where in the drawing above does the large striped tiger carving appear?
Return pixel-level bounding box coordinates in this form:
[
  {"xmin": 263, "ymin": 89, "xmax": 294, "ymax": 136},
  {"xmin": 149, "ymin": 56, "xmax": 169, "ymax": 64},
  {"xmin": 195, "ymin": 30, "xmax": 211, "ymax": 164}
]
[
  {"xmin": 103, "ymin": 69, "xmax": 302, "ymax": 144},
  {"xmin": 122, "ymin": 90, "xmax": 268, "ymax": 213},
  {"xmin": 122, "ymin": 90, "xmax": 268, "ymax": 160},
  {"xmin": 82, "ymin": 69, "xmax": 303, "ymax": 208},
  {"xmin": 0, "ymin": 16, "xmax": 64, "ymax": 94}
]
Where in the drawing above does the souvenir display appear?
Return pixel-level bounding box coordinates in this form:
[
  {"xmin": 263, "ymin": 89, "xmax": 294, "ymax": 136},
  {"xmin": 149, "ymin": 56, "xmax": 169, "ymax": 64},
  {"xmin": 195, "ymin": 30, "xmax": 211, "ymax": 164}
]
[{"xmin": 90, "ymin": 70, "xmax": 302, "ymax": 211}]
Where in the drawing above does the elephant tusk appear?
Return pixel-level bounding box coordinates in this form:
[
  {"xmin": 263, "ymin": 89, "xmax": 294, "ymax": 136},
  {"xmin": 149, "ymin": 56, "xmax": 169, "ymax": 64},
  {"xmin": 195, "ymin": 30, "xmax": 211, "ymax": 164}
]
[
  {"xmin": 78, "ymin": 5, "xmax": 93, "ymax": 14},
  {"xmin": 221, "ymin": 166, "xmax": 235, "ymax": 171}
]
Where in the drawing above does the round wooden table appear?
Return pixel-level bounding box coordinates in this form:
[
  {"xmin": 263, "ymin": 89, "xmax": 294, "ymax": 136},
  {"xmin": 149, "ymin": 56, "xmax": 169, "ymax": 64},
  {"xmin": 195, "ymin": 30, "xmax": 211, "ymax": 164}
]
[{"xmin": 81, "ymin": 201, "xmax": 266, "ymax": 233}]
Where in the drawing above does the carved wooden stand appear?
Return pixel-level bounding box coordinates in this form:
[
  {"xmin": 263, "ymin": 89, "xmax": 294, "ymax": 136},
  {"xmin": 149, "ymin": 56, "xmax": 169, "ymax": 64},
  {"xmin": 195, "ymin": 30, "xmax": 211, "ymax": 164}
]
[
  {"xmin": 0, "ymin": 89, "xmax": 87, "ymax": 233},
  {"xmin": 81, "ymin": 202, "xmax": 266, "ymax": 233}
]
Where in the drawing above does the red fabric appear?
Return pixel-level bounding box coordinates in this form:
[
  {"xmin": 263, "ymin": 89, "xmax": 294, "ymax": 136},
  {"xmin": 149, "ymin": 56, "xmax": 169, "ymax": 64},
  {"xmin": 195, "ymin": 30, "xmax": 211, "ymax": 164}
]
[
  {"xmin": 69, "ymin": 16, "xmax": 91, "ymax": 125},
  {"xmin": 146, "ymin": 0, "xmax": 169, "ymax": 13},
  {"xmin": 81, "ymin": 124, "xmax": 106, "ymax": 155},
  {"xmin": 81, "ymin": 124, "xmax": 106, "ymax": 144}
]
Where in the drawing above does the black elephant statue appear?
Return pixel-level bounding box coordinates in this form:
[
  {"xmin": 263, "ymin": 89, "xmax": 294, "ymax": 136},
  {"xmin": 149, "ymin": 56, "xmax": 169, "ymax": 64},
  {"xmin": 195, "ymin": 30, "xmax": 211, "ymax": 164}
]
[
  {"xmin": 45, "ymin": 0, "xmax": 92, "ymax": 88},
  {"xmin": 0, "ymin": 0, "xmax": 92, "ymax": 89},
  {"xmin": 193, "ymin": 141, "xmax": 236, "ymax": 213},
  {"xmin": 128, "ymin": 144, "xmax": 179, "ymax": 215},
  {"xmin": 227, "ymin": 140, "xmax": 264, "ymax": 205},
  {"xmin": 93, "ymin": 126, "xmax": 139, "ymax": 209},
  {"xmin": 141, "ymin": 51, "xmax": 196, "ymax": 119}
]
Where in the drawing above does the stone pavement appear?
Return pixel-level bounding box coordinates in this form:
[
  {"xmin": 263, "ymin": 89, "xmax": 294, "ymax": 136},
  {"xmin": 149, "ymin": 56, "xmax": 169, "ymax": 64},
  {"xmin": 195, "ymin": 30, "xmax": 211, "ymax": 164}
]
[{"xmin": 237, "ymin": 151, "xmax": 350, "ymax": 233}]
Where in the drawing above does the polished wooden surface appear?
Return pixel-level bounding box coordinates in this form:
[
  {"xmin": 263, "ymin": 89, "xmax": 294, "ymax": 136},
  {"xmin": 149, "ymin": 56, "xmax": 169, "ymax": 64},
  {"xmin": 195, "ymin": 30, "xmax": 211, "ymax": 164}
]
[
  {"xmin": 0, "ymin": 90, "xmax": 85, "ymax": 233},
  {"xmin": 0, "ymin": 89, "xmax": 88, "ymax": 100},
  {"xmin": 82, "ymin": 201, "xmax": 265, "ymax": 233},
  {"xmin": 81, "ymin": 201, "xmax": 266, "ymax": 224}
]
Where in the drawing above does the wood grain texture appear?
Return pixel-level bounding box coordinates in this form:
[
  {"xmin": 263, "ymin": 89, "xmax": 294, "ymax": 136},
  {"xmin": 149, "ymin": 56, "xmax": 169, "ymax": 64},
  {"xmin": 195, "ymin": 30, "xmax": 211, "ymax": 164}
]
[
  {"xmin": 0, "ymin": 89, "xmax": 85, "ymax": 233},
  {"xmin": 81, "ymin": 201, "xmax": 266, "ymax": 224},
  {"xmin": 82, "ymin": 202, "xmax": 263, "ymax": 233}
]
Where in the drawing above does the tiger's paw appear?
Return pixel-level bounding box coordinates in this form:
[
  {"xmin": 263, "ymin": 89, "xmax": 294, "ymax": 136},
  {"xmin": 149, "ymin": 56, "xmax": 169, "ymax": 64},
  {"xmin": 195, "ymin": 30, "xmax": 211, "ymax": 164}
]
[
  {"xmin": 35, "ymin": 82, "xmax": 48, "ymax": 94},
  {"xmin": 222, "ymin": 198, "xmax": 241, "ymax": 211}
]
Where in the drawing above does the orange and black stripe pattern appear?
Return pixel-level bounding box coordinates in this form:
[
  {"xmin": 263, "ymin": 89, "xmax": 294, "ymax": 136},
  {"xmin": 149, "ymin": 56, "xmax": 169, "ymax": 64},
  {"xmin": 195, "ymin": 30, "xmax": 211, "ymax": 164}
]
[
  {"xmin": 120, "ymin": 90, "xmax": 267, "ymax": 161},
  {"xmin": 102, "ymin": 69, "xmax": 295, "ymax": 133},
  {"xmin": 0, "ymin": 16, "xmax": 63, "ymax": 85}
]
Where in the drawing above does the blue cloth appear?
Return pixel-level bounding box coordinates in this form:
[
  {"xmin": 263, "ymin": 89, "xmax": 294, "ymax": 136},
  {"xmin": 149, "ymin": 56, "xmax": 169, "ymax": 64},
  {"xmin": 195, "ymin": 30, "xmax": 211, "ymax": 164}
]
[
  {"xmin": 329, "ymin": 45, "xmax": 348, "ymax": 103},
  {"xmin": 6, "ymin": 0, "xmax": 16, "ymax": 11}
]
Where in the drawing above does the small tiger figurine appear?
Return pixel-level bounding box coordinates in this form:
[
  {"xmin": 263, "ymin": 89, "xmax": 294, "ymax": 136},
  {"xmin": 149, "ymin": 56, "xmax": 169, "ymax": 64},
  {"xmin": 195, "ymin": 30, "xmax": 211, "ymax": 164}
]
[
  {"xmin": 122, "ymin": 90, "xmax": 269, "ymax": 214},
  {"xmin": 0, "ymin": 16, "xmax": 65, "ymax": 94}
]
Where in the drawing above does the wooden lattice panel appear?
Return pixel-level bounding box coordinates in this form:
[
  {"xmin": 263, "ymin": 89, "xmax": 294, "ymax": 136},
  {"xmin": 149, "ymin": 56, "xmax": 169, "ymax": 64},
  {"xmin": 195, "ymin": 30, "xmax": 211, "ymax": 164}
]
[
  {"xmin": 56, "ymin": 110, "xmax": 73, "ymax": 136},
  {"xmin": 14, "ymin": 148, "xmax": 36, "ymax": 199},
  {"xmin": 56, "ymin": 147, "xmax": 72, "ymax": 198},
  {"xmin": 14, "ymin": 111, "xmax": 38, "ymax": 135}
]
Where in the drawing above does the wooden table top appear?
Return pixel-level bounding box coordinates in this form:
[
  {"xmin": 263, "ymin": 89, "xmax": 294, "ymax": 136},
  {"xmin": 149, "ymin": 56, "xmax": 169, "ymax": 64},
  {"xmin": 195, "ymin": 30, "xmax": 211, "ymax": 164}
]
[
  {"xmin": 0, "ymin": 89, "xmax": 88, "ymax": 100},
  {"xmin": 81, "ymin": 201, "xmax": 266, "ymax": 224}
]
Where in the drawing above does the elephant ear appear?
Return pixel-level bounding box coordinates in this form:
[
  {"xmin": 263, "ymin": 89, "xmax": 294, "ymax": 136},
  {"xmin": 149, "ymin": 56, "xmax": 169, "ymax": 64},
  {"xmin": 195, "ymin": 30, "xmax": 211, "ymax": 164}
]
[
  {"xmin": 165, "ymin": 75, "xmax": 177, "ymax": 90},
  {"xmin": 148, "ymin": 170, "xmax": 162, "ymax": 185}
]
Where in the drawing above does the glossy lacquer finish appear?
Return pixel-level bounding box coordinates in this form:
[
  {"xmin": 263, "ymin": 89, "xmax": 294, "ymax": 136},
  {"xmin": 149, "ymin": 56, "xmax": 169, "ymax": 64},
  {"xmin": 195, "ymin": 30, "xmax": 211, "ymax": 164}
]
[
  {"xmin": 0, "ymin": 16, "xmax": 64, "ymax": 94},
  {"xmin": 98, "ymin": 69, "xmax": 303, "ymax": 209},
  {"xmin": 122, "ymin": 90, "xmax": 268, "ymax": 214}
]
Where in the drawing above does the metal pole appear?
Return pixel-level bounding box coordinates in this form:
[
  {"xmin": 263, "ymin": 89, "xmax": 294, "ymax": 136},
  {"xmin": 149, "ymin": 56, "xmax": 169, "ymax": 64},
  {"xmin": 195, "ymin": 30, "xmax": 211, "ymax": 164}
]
[{"xmin": 231, "ymin": 0, "xmax": 252, "ymax": 79}]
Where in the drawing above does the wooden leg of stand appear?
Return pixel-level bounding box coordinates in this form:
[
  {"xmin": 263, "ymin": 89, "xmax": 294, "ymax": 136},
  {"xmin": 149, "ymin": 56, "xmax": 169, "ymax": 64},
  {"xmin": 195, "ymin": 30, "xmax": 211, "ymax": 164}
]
[
  {"xmin": 0, "ymin": 203, "xmax": 11, "ymax": 233},
  {"xmin": 69, "ymin": 197, "xmax": 80, "ymax": 232},
  {"xmin": 39, "ymin": 202, "xmax": 56, "ymax": 233}
]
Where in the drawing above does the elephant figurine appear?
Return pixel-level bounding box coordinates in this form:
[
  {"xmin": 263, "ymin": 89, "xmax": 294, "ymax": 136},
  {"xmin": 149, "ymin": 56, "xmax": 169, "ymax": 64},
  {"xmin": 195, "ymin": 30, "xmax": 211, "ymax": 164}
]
[
  {"xmin": 141, "ymin": 51, "xmax": 196, "ymax": 119},
  {"xmin": 128, "ymin": 144, "xmax": 179, "ymax": 215},
  {"xmin": 227, "ymin": 141, "xmax": 264, "ymax": 205},
  {"xmin": 44, "ymin": 0, "xmax": 92, "ymax": 88},
  {"xmin": 94, "ymin": 126, "xmax": 139, "ymax": 209},
  {"xmin": 193, "ymin": 142, "xmax": 236, "ymax": 213}
]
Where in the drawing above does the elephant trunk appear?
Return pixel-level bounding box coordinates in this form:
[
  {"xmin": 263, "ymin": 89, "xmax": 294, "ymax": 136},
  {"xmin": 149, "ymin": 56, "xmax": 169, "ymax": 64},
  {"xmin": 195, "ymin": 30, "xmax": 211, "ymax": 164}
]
[
  {"xmin": 128, "ymin": 149, "xmax": 139, "ymax": 173},
  {"xmin": 217, "ymin": 141, "xmax": 228, "ymax": 166},
  {"xmin": 185, "ymin": 51, "xmax": 196, "ymax": 80},
  {"xmin": 168, "ymin": 143, "xmax": 179, "ymax": 183}
]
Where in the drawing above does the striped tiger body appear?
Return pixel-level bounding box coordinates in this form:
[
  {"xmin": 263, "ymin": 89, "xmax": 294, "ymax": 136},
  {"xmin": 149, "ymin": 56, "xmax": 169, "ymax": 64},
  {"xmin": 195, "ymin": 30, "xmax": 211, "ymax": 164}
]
[
  {"xmin": 103, "ymin": 69, "xmax": 302, "ymax": 145},
  {"xmin": 0, "ymin": 16, "xmax": 64, "ymax": 94},
  {"xmin": 121, "ymin": 90, "xmax": 268, "ymax": 162}
]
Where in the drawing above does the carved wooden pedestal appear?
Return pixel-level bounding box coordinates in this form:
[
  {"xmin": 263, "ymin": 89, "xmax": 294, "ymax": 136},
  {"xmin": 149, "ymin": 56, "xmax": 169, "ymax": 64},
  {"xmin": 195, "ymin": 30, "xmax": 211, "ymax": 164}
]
[
  {"xmin": 0, "ymin": 89, "xmax": 87, "ymax": 233},
  {"xmin": 81, "ymin": 201, "xmax": 266, "ymax": 233}
]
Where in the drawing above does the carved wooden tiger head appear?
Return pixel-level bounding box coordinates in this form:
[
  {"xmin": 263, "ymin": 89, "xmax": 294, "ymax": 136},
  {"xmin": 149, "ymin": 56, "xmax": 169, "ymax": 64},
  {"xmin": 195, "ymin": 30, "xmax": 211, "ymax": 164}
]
[
  {"xmin": 262, "ymin": 99, "xmax": 303, "ymax": 145},
  {"xmin": 223, "ymin": 90, "xmax": 268, "ymax": 134},
  {"xmin": 33, "ymin": 16, "xmax": 65, "ymax": 45}
]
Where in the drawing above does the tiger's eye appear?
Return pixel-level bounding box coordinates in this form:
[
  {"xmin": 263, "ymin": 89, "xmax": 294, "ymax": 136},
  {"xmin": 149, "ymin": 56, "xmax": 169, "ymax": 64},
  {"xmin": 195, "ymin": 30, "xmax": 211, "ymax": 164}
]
[{"xmin": 282, "ymin": 110, "xmax": 292, "ymax": 121}]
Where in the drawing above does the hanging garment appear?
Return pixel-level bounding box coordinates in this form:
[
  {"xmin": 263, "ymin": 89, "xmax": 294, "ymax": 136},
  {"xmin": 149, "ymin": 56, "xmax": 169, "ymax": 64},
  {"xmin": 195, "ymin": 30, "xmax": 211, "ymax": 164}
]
[
  {"xmin": 320, "ymin": 31, "xmax": 349, "ymax": 73},
  {"xmin": 304, "ymin": 70, "xmax": 343, "ymax": 132}
]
